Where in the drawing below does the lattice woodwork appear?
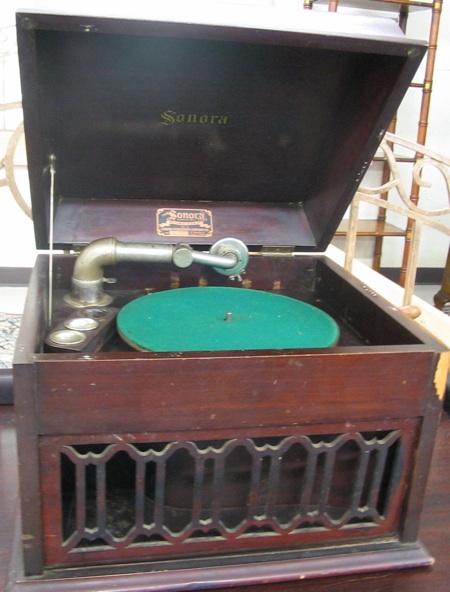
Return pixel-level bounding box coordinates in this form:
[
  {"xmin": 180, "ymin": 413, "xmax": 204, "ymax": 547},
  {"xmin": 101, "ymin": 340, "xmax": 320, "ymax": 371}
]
[{"xmin": 39, "ymin": 420, "xmax": 418, "ymax": 567}]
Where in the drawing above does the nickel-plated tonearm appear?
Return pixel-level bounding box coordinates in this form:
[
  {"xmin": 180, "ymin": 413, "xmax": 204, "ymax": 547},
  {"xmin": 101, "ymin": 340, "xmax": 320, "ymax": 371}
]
[{"xmin": 64, "ymin": 237, "xmax": 249, "ymax": 308}]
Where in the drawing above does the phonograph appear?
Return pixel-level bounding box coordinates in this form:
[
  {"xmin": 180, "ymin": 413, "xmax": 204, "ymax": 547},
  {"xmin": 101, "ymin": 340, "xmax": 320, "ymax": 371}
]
[{"xmin": 12, "ymin": 5, "xmax": 449, "ymax": 591}]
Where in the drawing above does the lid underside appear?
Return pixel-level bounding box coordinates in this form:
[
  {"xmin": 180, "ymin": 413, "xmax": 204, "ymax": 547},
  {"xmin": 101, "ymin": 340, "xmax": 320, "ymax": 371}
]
[{"xmin": 16, "ymin": 10, "xmax": 426, "ymax": 251}]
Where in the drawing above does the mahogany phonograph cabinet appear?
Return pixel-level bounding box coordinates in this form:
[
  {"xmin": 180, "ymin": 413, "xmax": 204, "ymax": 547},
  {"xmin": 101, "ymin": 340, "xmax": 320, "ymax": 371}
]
[{"xmin": 12, "ymin": 5, "xmax": 450, "ymax": 591}]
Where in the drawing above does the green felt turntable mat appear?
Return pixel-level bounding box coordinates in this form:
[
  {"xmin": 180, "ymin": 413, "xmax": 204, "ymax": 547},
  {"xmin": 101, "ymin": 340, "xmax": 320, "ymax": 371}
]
[{"xmin": 117, "ymin": 287, "xmax": 339, "ymax": 352}]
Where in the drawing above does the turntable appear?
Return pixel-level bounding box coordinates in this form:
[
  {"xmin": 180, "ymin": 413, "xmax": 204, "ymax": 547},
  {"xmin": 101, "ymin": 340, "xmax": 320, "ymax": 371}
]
[{"xmin": 12, "ymin": 5, "xmax": 449, "ymax": 592}]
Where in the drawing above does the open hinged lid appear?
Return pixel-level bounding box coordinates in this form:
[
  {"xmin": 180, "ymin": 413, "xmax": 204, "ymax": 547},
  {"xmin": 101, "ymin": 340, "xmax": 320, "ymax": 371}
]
[{"xmin": 16, "ymin": 4, "xmax": 426, "ymax": 252}]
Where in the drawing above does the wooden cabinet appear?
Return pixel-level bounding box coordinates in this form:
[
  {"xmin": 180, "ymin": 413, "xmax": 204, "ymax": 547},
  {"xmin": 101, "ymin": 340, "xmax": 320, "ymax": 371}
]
[{"xmin": 11, "ymin": 7, "xmax": 448, "ymax": 590}]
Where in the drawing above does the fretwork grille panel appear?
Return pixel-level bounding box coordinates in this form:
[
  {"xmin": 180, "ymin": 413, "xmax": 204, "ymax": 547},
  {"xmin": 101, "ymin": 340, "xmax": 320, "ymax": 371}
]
[{"xmin": 39, "ymin": 421, "xmax": 418, "ymax": 566}]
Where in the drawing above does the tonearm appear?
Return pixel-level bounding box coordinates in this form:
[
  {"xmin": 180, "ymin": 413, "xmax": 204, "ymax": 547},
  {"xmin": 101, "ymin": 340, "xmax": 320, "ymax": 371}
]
[{"xmin": 64, "ymin": 237, "xmax": 249, "ymax": 308}]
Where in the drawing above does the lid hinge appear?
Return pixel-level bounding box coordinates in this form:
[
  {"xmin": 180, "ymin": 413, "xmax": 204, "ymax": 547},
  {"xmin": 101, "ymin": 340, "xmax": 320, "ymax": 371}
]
[{"xmin": 260, "ymin": 246, "xmax": 296, "ymax": 257}]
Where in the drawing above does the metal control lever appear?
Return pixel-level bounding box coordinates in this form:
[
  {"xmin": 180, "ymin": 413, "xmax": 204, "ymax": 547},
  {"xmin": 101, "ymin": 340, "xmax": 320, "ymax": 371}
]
[{"xmin": 64, "ymin": 237, "xmax": 249, "ymax": 308}]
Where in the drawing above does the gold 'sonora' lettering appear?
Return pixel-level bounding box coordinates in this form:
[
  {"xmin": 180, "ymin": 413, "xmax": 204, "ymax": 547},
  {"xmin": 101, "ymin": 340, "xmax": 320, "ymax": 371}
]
[{"xmin": 158, "ymin": 110, "xmax": 228, "ymax": 126}]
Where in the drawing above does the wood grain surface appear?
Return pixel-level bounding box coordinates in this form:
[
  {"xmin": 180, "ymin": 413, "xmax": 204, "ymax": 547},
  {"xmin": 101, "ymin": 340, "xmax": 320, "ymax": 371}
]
[{"xmin": 1, "ymin": 404, "xmax": 449, "ymax": 592}]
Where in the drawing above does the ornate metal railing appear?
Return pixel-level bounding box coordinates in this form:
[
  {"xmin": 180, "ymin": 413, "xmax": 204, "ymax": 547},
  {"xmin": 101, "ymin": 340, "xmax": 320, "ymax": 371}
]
[
  {"xmin": 344, "ymin": 132, "xmax": 450, "ymax": 306},
  {"xmin": 0, "ymin": 101, "xmax": 30, "ymax": 218}
]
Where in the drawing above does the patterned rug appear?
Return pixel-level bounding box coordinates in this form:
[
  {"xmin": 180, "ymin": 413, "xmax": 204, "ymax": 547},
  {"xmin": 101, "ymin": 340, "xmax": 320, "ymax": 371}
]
[{"xmin": 0, "ymin": 312, "xmax": 22, "ymax": 369}]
